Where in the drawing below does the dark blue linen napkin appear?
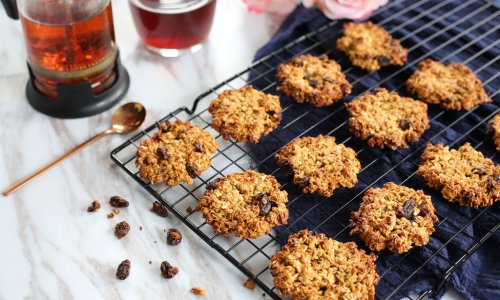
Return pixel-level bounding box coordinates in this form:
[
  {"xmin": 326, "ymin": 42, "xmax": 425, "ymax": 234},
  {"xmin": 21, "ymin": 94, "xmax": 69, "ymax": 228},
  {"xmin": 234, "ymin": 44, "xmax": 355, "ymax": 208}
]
[{"xmin": 248, "ymin": 1, "xmax": 499, "ymax": 299}]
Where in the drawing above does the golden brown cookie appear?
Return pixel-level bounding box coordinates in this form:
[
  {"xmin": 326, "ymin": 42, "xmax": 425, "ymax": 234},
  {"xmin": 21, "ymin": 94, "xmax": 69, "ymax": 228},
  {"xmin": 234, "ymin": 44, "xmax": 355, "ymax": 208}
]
[
  {"xmin": 136, "ymin": 121, "xmax": 218, "ymax": 186},
  {"xmin": 275, "ymin": 135, "xmax": 361, "ymax": 197},
  {"xmin": 336, "ymin": 22, "xmax": 408, "ymax": 73},
  {"xmin": 208, "ymin": 86, "xmax": 282, "ymax": 143},
  {"xmin": 417, "ymin": 143, "xmax": 500, "ymax": 207},
  {"xmin": 270, "ymin": 229, "xmax": 380, "ymax": 300},
  {"xmin": 276, "ymin": 54, "xmax": 352, "ymax": 107},
  {"xmin": 350, "ymin": 182, "xmax": 438, "ymax": 254},
  {"xmin": 488, "ymin": 113, "xmax": 500, "ymax": 151},
  {"xmin": 198, "ymin": 170, "xmax": 288, "ymax": 239},
  {"xmin": 346, "ymin": 88, "xmax": 430, "ymax": 149},
  {"xmin": 406, "ymin": 59, "xmax": 491, "ymax": 110}
]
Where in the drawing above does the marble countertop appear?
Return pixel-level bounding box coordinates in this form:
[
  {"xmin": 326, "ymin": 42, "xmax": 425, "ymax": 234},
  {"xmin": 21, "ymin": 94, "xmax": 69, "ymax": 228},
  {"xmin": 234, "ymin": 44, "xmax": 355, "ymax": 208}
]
[{"xmin": 0, "ymin": 1, "xmax": 464, "ymax": 299}]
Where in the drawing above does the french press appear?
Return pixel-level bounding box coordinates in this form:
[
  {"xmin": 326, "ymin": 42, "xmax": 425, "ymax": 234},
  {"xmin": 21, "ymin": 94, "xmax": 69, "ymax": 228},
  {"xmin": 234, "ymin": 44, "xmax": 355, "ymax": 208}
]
[{"xmin": 1, "ymin": 0, "xmax": 130, "ymax": 118}]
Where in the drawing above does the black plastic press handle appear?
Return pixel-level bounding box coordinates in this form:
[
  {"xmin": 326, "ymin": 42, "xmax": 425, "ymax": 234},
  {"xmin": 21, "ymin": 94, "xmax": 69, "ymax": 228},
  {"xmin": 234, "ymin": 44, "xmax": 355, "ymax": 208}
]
[{"xmin": 1, "ymin": 0, "xmax": 19, "ymax": 19}]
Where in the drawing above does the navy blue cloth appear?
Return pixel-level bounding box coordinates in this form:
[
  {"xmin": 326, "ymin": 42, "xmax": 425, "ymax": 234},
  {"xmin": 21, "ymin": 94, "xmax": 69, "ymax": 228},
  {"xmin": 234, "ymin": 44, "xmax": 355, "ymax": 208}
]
[{"xmin": 248, "ymin": 1, "xmax": 499, "ymax": 299}]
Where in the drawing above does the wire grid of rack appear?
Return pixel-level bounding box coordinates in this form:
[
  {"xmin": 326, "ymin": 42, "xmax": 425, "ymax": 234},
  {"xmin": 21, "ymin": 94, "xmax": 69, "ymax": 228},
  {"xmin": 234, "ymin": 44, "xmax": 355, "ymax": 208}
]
[{"xmin": 111, "ymin": 0, "xmax": 499, "ymax": 299}]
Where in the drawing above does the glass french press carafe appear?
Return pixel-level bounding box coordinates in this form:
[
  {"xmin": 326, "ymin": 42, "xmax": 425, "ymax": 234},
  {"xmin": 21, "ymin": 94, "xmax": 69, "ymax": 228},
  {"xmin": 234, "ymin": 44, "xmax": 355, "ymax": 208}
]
[{"xmin": 1, "ymin": 0, "xmax": 129, "ymax": 118}]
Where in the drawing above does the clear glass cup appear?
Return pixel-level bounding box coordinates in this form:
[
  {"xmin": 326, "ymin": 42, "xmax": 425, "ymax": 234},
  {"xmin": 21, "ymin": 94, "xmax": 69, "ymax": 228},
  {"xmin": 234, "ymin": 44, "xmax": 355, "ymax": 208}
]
[
  {"xmin": 128, "ymin": 0, "xmax": 217, "ymax": 57},
  {"xmin": 16, "ymin": 0, "xmax": 118, "ymax": 99}
]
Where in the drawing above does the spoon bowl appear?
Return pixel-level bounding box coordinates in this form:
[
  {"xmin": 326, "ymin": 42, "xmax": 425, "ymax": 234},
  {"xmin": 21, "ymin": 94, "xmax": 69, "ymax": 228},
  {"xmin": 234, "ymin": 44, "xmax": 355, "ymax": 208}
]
[{"xmin": 111, "ymin": 102, "xmax": 147, "ymax": 133}]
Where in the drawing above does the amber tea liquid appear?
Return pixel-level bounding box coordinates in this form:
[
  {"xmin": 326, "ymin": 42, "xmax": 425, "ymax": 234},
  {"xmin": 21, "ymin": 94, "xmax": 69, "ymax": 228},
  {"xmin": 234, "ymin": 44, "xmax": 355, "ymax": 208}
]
[
  {"xmin": 129, "ymin": 0, "xmax": 216, "ymax": 56},
  {"xmin": 20, "ymin": 1, "xmax": 117, "ymax": 99}
]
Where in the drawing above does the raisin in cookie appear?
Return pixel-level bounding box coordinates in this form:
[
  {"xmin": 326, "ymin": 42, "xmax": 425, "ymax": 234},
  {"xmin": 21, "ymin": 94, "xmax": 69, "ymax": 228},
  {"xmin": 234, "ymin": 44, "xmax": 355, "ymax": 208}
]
[
  {"xmin": 276, "ymin": 54, "xmax": 352, "ymax": 107},
  {"xmin": 488, "ymin": 113, "xmax": 500, "ymax": 151},
  {"xmin": 350, "ymin": 182, "xmax": 438, "ymax": 254},
  {"xmin": 198, "ymin": 170, "xmax": 288, "ymax": 239},
  {"xmin": 406, "ymin": 59, "xmax": 491, "ymax": 110},
  {"xmin": 270, "ymin": 229, "xmax": 380, "ymax": 300},
  {"xmin": 417, "ymin": 143, "xmax": 499, "ymax": 207},
  {"xmin": 209, "ymin": 86, "xmax": 282, "ymax": 143},
  {"xmin": 136, "ymin": 121, "xmax": 218, "ymax": 186},
  {"xmin": 346, "ymin": 88, "xmax": 430, "ymax": 149},
  {"xmin": 336, "ymin": 22, "xmax": 408, "ymax": 73},
  {"xmin": 275, "ymin": 135, "xmax": 361, "ymax": 197}
]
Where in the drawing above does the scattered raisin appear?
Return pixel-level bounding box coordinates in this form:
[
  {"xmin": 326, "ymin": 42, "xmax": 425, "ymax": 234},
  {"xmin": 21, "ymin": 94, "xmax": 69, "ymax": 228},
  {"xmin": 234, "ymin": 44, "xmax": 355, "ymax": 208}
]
[
  {"xmin": 186, "ymin": 207, "xmax": 194, "ymax": 214},
  {"xmin": 114, "ymin": 209, "xmax": 121, "ymax": 215},
  {"xmin": 194, "ymin": 142, "xmax": 204, "ymax": 153},
  {"xmin": 191, "ymin": 287, "xmax": 207, "ymax": 295},
  {"xmin": 487, "ymin": 175, "xmax": 498, "ymax": 192},
  {"xmin": 167, "ymin": 228, "xmax": 182, "ymax": 246},
  {"xmin": 139, "ymin": 226, "xmax": 143, "ymax": 231},
  {"xmin": 471, "ymin": 167, "xmax": 486, "ymax": 176},
  {"xmin": 156, "ymin": 146, "xmax": 170, "ymax": 160},
  {"xmin": 377, "ymin": 55, "xmax": 391, "ymax": 66},
  {"xmin": 176, "ymin": 129, "xmax": 189, "ymax": 139},
  {"xmin": 419, "ymin": 204, "xmax": 430, "ymax": 217},
  {"xmin": 399, "ymin": 119, "xmax": 412, "ymax": 130},
  {"xmin": 160, "ymin": 261, "xmax": 179, "ymax": 279},
  {"xmin": 296, "ymin": 175, "xmax": 311, "ymax": 187},
  {"xmin": 109, "ymin": 196, "xmax": 129, "ymax": 208},
  {"xmin": 243, "ymin": 279, "xmax": 256, "ymax": 290},
  {"xmin": 115, "ymin": 221, "xmax": 130, "ymax": 239},
  {"xmin": 151, "ymin": 201, "xmax": 168, "ymax": 217},
  {"xmin": 206, "ymin": 178, "xmax": 222, "ymax": 190},
  {"xmin": 396, "ymin": 200, "xmax": 417, "ymax": 220},
  {"xmin": 253, "ymin": 193, "xmax": 274, "ymax": 216},
  {"xmin": 186, "ymin": 164, "xmax": 199, "ymax": 178},
  {"xmin": 158, "ymin": 122, "xmax": 170, "ymax": 133},
  {"xmin": 308, "ymin": 79, "xmax": 320, "ymax": 88},
  {"xmin": 87, "ymin": 200, "xmax": 101, "ymax": 212},
  {"xmin": 107, "ymin": 213, "xmax": 114, "ymax": 219},
  {"xmin": 116, "ymin": 259, "xmax": 131, "ymax": 280}
]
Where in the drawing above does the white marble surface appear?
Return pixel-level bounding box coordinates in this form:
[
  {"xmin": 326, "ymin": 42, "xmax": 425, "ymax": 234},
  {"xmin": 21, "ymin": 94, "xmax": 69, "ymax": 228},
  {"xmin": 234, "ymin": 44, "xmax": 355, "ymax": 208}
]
[{"xmin": 0, "ymin": 1, "xmax": 464, "ymax": 299}]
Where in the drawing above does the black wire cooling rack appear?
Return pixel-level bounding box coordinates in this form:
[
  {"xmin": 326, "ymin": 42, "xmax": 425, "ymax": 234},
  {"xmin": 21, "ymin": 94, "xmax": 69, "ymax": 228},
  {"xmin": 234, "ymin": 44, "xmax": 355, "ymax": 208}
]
[{"xmin": 111, "ymin": 0, "xmax": 499, "ymax": 298}]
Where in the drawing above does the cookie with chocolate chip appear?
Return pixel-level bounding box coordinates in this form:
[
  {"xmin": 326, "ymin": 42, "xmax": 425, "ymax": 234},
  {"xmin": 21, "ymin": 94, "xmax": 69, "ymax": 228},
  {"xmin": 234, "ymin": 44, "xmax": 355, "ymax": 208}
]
[
  {"xmin": 276, "ymin": 54, "xmax": 352, "ymax": 107},
  {"xmin": 336, "ymin": 22, "xmax": 408, "ymax": 72},
  {"xmin": 136, "ymin": 121, "xmax": 218, "ymax": 186},
  {"xmin": 270, "ymin": 229, "xmax": 380, "ymax": 300},
  {"xmin": 406, "ymin": 59, "xmax": 491, "ymax": 110},
  {"xmin": 417, "ymin": 143, "xmax": 500, "ymax": 207},
  {"xmin": 209, "ymin": 85, "xmax": 282, "ymax": 143},
  {"xmin": 488, "ymin": 114, "xmax": 500, "ymax": 151},
  {"xmin": 346, "ymin": 88, "xmax": 430, "ymax": 149},
  {"xmin": 350, "ymin": 182, "xmax": 438, "ymax": 254},
  {"xmin": 275, "ymin": 135, "xmax": 361, "ymax": 197},
  {"xmin": 198, "ymin": 170, "xmax": 288, "ymax": 239}
]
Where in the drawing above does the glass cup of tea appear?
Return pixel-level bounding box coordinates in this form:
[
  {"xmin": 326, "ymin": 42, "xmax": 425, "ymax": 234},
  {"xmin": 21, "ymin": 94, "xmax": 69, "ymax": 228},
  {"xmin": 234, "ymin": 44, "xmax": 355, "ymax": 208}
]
[{"xmin": 128, "ymin": 0, "xmax": 217, "ymax": 57}]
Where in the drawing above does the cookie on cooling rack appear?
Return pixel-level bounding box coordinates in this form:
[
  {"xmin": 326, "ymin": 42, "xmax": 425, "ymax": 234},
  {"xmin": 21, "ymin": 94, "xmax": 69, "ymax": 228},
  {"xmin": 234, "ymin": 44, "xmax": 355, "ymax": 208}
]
[
  {"xmin": 135, "ymin": 121, "xmax": 218, "ymax": 186},
  {"xmin": 417, "ymin": 143, "xmax": 500, "ymax": 208},
  {"xmin": 488, "ymin": 114, "xmax": 500, "ymax": 151},
  {"xmin": 270, "ymin": 229, "xmax": 380, "ymax": 300},
  {"xmin": 350, "ymin": 182, "xmax": 438, "ymax": 254},
  {"xmin": 406, "ymin": 59, "xmax": 491, "ymax": 110},
  {"xmin": 276, "ymin": 54, "xmax": 352, "ymax": 107},
  {"xmin": 197, "ymin": 170, "xmax": 288, "ymax": 239},
  {"xmin": 208, "ymin": 85, "xmax": 282, "ymax": 143},
  {"xmin": 336, "ymin": 22, "xmax": 408, "ymax": 73},
  {"xmin": 275, "ymin": 135, "xmax": 361, "ymax": 197},
  {"xmin": 346, "ymin": 88, "xmax": 430, "ymax": 149}
]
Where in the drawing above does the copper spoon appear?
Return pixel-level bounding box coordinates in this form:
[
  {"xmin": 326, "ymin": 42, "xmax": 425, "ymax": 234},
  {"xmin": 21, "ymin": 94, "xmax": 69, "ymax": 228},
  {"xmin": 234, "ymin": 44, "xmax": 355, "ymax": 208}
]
[{"xmin": 2, "ymin": 102, "xmax": 147, "ymax": 196}]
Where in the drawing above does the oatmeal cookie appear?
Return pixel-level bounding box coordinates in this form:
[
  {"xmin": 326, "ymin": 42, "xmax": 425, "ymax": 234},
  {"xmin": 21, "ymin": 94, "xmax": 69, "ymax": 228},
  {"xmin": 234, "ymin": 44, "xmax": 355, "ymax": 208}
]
[
  {"xmin": 275, "ymin": 135, "xmax": 361, "ymax": 197},
  {"xmin": 336, "ymin": 22, "xmax": 408, "ymax": 73},
  {"xmin": 270, "ymin": 229, "xmax": 380, "ymax": 300},
  {"xmin": 136, "ymin": 121, "xmax": 218, "ymax": 186},
  {"xmin": 346, "ymin": 88, "xmax": 430, "ymax": 149},
  {"xmin": 198, "ymin": 170, "xmax": 288, "ymax": 239},
  {"xmin": 350, "ymin": 182, "xmax": 438, "ymax": 254},
  {"xmin": 488, "ymin": 113, "xmax": 500, "ymax": 151},
  {"xmin": 417, "ymin": 143, "xmax": 500, "ymax": 207},
  {"xmin": 406, "ymin": 59, "xmax": 491, "ymax": 110},
  {"xmin": 208, "ymin": 86, "xmax": 282, "ymax": 143},
  {"xmin": 276, "ymin": 54, "xmax": 352, "ymax": 107}
]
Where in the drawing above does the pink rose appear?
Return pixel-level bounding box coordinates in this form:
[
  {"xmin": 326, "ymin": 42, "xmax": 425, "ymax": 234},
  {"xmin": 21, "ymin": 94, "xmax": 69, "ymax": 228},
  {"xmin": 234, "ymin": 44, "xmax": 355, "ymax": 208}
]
[
  {"xmin": 303, "ymin": 0, "xmax": 388, "ymax": 20},
  {"xmin": 243, "ymin": 0, "xmax": 299, "ymax": 15}
]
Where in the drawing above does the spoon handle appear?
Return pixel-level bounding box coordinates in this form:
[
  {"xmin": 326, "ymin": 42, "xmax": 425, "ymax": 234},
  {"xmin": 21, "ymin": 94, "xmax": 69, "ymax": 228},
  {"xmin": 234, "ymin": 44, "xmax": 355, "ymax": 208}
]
[{"xmin": 2, "ymin": 128, "xmax": 115, "ymax": 197}]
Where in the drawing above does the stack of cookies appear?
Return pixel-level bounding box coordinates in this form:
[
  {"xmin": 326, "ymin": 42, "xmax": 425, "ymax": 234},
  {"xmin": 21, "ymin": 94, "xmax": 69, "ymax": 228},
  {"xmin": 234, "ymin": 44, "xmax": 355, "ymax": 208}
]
[{"xmin": 133, "ymin": 20, "xmax": 497, "ymax": 300}]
